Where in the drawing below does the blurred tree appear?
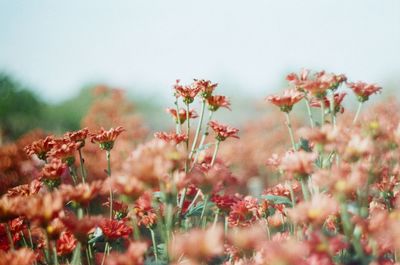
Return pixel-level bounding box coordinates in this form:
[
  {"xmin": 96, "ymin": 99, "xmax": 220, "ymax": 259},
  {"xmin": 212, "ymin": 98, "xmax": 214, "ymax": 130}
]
[{"xmin": 0, "ymin": 73, "xmax": 44, "ymax": 143}]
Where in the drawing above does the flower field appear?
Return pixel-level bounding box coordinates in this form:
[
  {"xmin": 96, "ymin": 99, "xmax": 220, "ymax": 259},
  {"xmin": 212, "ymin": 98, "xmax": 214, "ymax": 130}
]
[{"xmin": 1, "ymin": 69, "xmax": 400, "ymax": 265}]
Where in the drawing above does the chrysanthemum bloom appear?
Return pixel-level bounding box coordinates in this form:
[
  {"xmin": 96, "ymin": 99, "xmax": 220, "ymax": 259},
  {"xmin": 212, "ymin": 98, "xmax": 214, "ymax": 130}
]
[
  {"xmin": 173, "ymin": 79, "xmax": 201, "ymax": 104},
  {"xmin": 103, "ymin": 199, "xmax": 128, "ymax": 219},
  {"xmin": 24, "ymin": 136, "xmax": 55, "ymax": 160},
  {"xmin": 60, "ymin": 181, "xmax": 104, "ymax": 206},
  {"xmin": 207, "ymin": 95, "xmax": 231, "ymax": 111},
  {"xmin": 166, "ymin": 108, "xmax": 198, "ymax": 124},
  {"xmin": 169, "ymin": 226, "xmax": 224, "ymax": 263},
  {"xmin": 209, "ymin": 120, "xmax": 239, "ymax": 141},
  {"xmin": 193, "ymin": 79, "xmax": 218, "ymax": 99},
  {"xmin": 48, "ymin": 141, "xmax": 81, "ymax": 165},
  {"xmin": 99, "ymin": 219, "xmax": 132, "ymax": 241},
  {"xmin": 342, "ymin": 134, "xmax": 374, "ymax": 162},
  {"xmin": 212, "ymin": 194, "xmax": 241, "ymax": 214},
  {"xmin": 227, "ymin": 224, "xmax": 268, "ymax": 257},
  {"xmin": 133, "ymin": 191, "xmax": 158, "ymax": 228},
  {"xmin": 105, "ymin": 241, "xmax": 148, "ymax": 265},
  {"xmin": 154, "ymin": 131, "xmax": 188, "ymax": 144},
  {"xmin": 39, "ymin": 158, "xmax": 68, "ymax": 185},
  {"xmin": 257, "ymin": 239, "xmax": 309, "ymax": 265},
  {"xmin": 280, "ymin": 150, "xmax": 317, "ymax": 180},
  {"xmin": 109, "ymin": 175, "xmax": 145, "ymax": 199},
  {"xmin": 90, "ymin": 126, "xmax": 125, "ymax": 151},
  {"xmin": 56, "ymin": 230, "xmax": 77, "ymax": 256},
  {"xmin": 347, "ymin": 81, "xmax": 382, "ymax": 102},
  {"xmin": 310, "ymin": 92, "xmax": 347, "ymax": 114},
  {"xmin": 6, "ymin": 180, "xmax": 42, "ymax": 198},
  {"xmin": 21, "ymin": 192, "xmax": 64, "ymax": 226},
  {"xmin": 314, "ymin": 71, "xmax": 347, "ymax": 90},
  {"xmin": 228, "ymin": 196, "xmax": 260, "ymax": 227},
  {"xmin": 65, "ymin": 128, "xmax": 89, "ymax": 148},
  {"xmin": 286, "ymin": 68, "xmax": 310, "ymax": 89},
  {"xmin": 0, "ymin": 247, "xmax": 36, "ymax": 265},
  {"xmin": 61, "ymin": 214, "xmax": 99, "ymax": 243},
  {"xmin": 288, "ymin": 193, "xmax": 338, "ymax": 226},
  {"xmin": 266, "ymin": 89, "xmax": 304, "ymax": 113}
]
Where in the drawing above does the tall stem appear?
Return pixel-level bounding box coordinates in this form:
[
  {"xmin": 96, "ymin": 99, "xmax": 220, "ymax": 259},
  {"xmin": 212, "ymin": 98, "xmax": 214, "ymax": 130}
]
[
  {"xmin": 284, "ymin": 112, "xmax": 296, "ymax": 150},
  {"xmin": 174, "ymin": 100, "xmax": 182, "ymax": 134},
  {"xmin": 300, "ymin": 178, "xmax": 310, "ymax": 201},
  {"xmin": 210, "ymin": 141, "xmax": 220, "ymax": 166},
  {"xmin": 185, "ymin": 103, "xmax": 190, "ymax": 172},
  {"xmin": 304, "ymin": 98, "xmax": 315, "ymax": 128},
  {"xmin": 320, "ymin": 99, "xmax": 325, "ymax": 126},
  {"xmin": 329, "ymin": 91, "xmax": 336, "ymax": 127},
  {"xmin": 5, "ymin": 223, "xmax": 14, "ymax": 250},
  {"xmin": 193, "ymin": 111, "xmax": 214, "ymax": 163},
  {"xmin": 200, "ymin": 195, "xmax": 210, "ymax": 228},
  {"xmin": 189, "ymin": 99, "xmax": 206, "ymax": 159},
  {"xmin": 149, "ymin": 228, "xmax": 158, "ymax": 263},
  {"xmin": 353, "ymin": 102, "xmax": 363, "ymax": 125},
  {"xmin": 78, "ymin": 148, "xmax": 87, "ymax": 183},
  {"xmin": 106, "ymin": 150, "xmax": 113, "ymax": 219}
]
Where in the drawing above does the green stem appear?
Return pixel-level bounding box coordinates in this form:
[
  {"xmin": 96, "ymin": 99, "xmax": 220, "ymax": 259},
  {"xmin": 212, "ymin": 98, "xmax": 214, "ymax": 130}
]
[
  {"xmin": 353, "ymin": 102, "xmax": 363, "ymax": 125},
  {"xmin": 149, "ymin": 228, "xmax": 158, "ymax": 263},
  {"xmin": 193, "ymin": 111, "xmax": 214, "ymax": 165},
  {"xmin": 320, "ymin": 99, "xmax": 325, "ymax": 126},
  {"xmin": 69, "ymin": 166, "xmax": 78, "ymax": 185},
  {"xmin": 200, "ymin": 195, "xmax": 210, "ymax": 227},
  {"xmin": 106, "ymin": 150, "xmax": 113, "ymax": 220},
  {"xmin": 101, "ymin": 242, "xmax": 109, "ymax": 265},
  {"xmin": 210, "ymin": 141, "xmax": 220, "ymax": 166},
  {"xmin": 53, "ymin": 245, "xmax": 59, "ymax": 265},
  {"xmin": 285, "ymin": 112, "xmax": 296, "ymax": 150},
  {"xmin": 189, "ymin": 99, "xmax": 206, "ymax": 159},
  {"xmin": 329, "ymin": 91, "xmax": 336, "ymax": 127},
  {"xmin": 304, "ymin": 97, "xmax": 315, "ymax": 128},
  {"xmin": 174, "ymin": 100, "xmax": 182, "ymax": 134},
  {"xmin": 78, "ymin": 148, "xmax": 87, "ymax": 183},
  {"xmin": 5, "ymin": 223, "xmax": 14, "ymax": 250},
  {"xmin": 300, "ymin": 178, "xmax": 310, "ymax": 201},
  {"xmin": 185, "ymin": 102, "xmax": 190, "ymax": 172}
]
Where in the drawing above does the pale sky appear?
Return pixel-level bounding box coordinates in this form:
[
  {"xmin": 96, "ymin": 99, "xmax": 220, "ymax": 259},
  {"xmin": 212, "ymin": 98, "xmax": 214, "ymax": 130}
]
[{"xmin": 0, "ymin": 0, "xmax": 399, "ymax": 102}]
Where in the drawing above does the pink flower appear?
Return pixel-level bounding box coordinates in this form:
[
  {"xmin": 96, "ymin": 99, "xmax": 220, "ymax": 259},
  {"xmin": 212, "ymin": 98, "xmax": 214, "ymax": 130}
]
[
  {"xmin": 209, "ymin": 120, "xmax": 239, "ymax": 141},
  {"xmin": 347, "ymin": 81, "xmax": 382, "ymax": 102},
  {"xmin": 266, "ymin": 89, "xmax": 304, "ymax": 112},
  {"xmin": 280, "ymin": 151, "xmax": 317, "ymax": 180}
]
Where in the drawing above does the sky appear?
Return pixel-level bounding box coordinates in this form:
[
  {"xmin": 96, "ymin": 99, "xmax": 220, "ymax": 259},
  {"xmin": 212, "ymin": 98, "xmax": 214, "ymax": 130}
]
[{"xmin": 0, "ymin": 0, "xmax": 399, "ymax": 103}]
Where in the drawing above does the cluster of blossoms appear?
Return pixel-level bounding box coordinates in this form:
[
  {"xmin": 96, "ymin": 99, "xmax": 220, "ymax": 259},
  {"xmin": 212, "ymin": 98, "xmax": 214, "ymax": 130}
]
[{"xmin": 1, "ymin": 71, "xmax": 399, "ymax": 265}]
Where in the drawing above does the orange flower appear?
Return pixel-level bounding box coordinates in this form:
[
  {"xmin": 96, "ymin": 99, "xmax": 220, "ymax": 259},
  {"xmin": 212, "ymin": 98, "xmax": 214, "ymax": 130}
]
[
  {"xmin": 267, "ymin": 89, "xmax": 304, "ymax": 112},
  {"xmin": 154, "ymin": 131, "xmax": 188, "ymax": 144},
  {"xmin": 48, "ymin": 141, "xmax": 80, "ymax": 165},
  {"xmin": 21, "ymin": 192, "xmax": 64, "ymax": 226},
  {"xmin": 207, "ymin": 95, "xmax": 231, "ymax": 111},
  {"xmin": 166, "ymin": 108, "xmax": 198, "ymax": 124},
  {"xmin": 209, "ymin": 120, "xmax": 239, "ymax": 141},
  {"xmin": 193, "ymin": 79, "xmax": 218, "ymax": 99},
  {"xmin": 61, "ymin": 214, "xmax": 99, "ymax": 243},
  {"xmin": 24, "ymin": 136, "xmax": 55, "ymax": 160},
  {"xmin": 90, "ymin": 126, "xmax": 125, "ymax": 151},
  {"xmin": 133, "ymin": 192, "xmax": 158, "ymax": 228},
  {"xmin": 0, "ymin": 248, "xmax": 36, "ymax": 265},
  {"xmin": 60, "ymin": 181, "xmax": 104, "ymax": 206},
  {"xmin": 173, "ymin": 79, "xmax": 201, "ymax": 104},
  {"xmin": 347, "ymin": 81, "xmax": 382, "ymax": 102}
]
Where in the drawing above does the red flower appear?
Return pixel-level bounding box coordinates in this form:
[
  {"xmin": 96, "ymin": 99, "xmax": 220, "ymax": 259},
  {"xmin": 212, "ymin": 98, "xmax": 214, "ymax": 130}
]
[
  {"xmin": 228, "ymin": 196, "xmax": 259, "ymax": 227},
  {"xmin": 24, "ymin": 136, "xmax": 55, "ymax": 160},
  {"xmin": 173, "ymin": 80, "xmax": 201, "ymax": 104},
  {"xmin": 56, "ymin": 230, "xmax": 77, "ymax": 256},
  {"xmin": 40, "ymin": 158, "xmax": 68, "ymax": 181},
  {"xmin": 99, "ymin": 219, "xmax": 132, "ymax": 241},
  {"xmin": 133, "ymin": 192, "xmax": 158, "ymax": 228},
  {"xmin": 209, "ymin": 120, "xmax": 239, "ymax": 141},
  {"xmin": 346, "ymin": 81, "xmax": 382, "ymax": 102},
  {"xmin": 207, "ymin": 95, "xmax": 231, "ymax": 111},
  {"xmin": 267, "ymin": 89, "xmax": 304, "ymax": 112},
  {"xmin": 105, "ymin": 241, "xmax": 148, "ymax": 265},
  {"xmin": 154, "ymin": 132, "xmax": 188, "ymax": 144},
  {"xmin": 65, "ymin": 128, "xmax": 89, "ymax": 148},
  {"xmin": 166, "ymin": 108, "xmax": 198, "ymax": 124},
  {"xmin": 103, "ymin": 199, "xmax": 128, "ymax": 219},
  {"xmin": 90, "ymin": 126, "xmax": 125, "ymax": 151},
  {"xmin": 310, "ymin": 92, "xmax": 347, "ymax": 114},
  {"xmin": 193, "ymin": 79, "xmax": 218, "ymax": 99},
  {"xmin": 48, "ymin": 141, "xmax": 80, "ymax": 165},
  {"xmin": 212, "ymin": 194, "xmax": 241, "ymax": 214},
  {"xmin": 61, "ymin": 214, "xmax": 99, "ymax": 243}
]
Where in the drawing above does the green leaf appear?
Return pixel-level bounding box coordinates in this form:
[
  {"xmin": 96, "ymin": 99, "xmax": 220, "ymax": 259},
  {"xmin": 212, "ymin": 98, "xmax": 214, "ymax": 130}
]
[{"xmin": 261, "ymin": 195, "xmax": 293, "ymax": 207}]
